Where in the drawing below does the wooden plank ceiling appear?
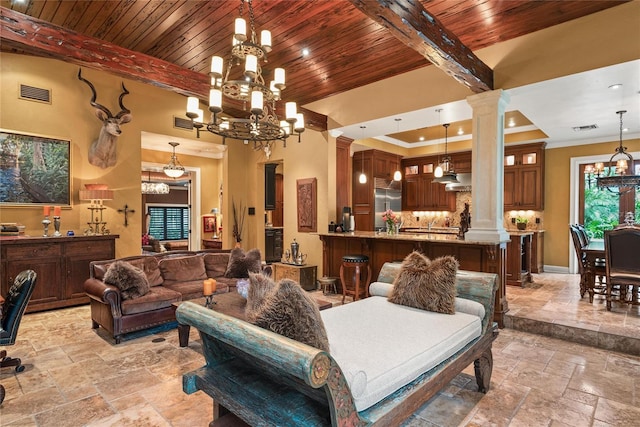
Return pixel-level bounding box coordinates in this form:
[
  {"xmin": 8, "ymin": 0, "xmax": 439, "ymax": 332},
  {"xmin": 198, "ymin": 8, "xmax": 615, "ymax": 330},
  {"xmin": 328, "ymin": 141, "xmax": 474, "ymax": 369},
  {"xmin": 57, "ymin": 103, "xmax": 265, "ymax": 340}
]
[{"xmin": 1, "ymin": 0, "xmax": 625, "ymax": 111}]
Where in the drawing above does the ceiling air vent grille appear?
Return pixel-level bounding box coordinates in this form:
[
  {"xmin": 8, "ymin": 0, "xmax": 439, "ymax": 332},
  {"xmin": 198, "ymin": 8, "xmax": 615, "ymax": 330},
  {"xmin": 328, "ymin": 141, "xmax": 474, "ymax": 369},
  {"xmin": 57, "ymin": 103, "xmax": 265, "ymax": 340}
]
[
  {"xmin": 572, "ymin": 124, "xmax": 598, "ymax": 132},
  {"xmin": 19, "ymin": 84, "xmax": 51, "ymax": 104},
  {"xmin": 174, "ymin": 116, "xmax": 194, "ymax": 130}
]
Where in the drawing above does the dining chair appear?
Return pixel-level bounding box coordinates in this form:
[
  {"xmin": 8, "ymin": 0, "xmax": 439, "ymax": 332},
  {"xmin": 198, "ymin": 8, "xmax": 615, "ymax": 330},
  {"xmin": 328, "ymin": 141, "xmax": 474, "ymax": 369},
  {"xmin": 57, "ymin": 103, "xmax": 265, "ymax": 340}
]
[
  {"xmin": 570, "ymin": 224, "xmax": 606, "ymax": 302},
  {"xmin": 604, "ymin": 226, "xmax": 640, "ymax": 311}
]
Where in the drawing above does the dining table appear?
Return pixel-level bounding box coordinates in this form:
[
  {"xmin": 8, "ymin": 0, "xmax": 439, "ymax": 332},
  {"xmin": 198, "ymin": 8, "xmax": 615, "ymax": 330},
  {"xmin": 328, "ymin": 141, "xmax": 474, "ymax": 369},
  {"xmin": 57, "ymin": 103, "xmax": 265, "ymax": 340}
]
[{"xmin": 582, "ymin": 240, "xmax": 605, "ymax": 301}]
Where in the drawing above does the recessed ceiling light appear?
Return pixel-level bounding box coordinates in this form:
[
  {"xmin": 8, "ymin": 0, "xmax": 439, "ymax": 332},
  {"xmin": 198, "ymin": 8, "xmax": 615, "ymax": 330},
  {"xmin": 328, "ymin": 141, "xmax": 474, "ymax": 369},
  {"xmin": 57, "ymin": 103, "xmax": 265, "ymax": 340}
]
[
  {"xmin": 623, "ymin": 127, "xmax": 629, "ymax": 132},
  {"xmin": 419, "ymin": 136, "xmax": 425, "ymax": 141},
  {"xmin": 301, "ymin": 48, "xmax": 310, "ymax": 56},
  {"xmin": 608, "ymin": 84, "xmax": 622, "ymax": 90},
  {"xmin": 457, "ymin": 128, "xmax": 464, "ymax": 135},
  {"xmin": 508, "ymin": 119, "xmax": 515, "ymax": 127}
]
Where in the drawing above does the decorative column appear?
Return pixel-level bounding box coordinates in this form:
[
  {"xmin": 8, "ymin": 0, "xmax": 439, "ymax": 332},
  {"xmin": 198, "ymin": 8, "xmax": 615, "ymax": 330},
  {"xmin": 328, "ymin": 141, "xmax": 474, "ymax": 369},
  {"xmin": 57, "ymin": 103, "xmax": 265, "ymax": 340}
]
[{"xmin": 464, "ymin": 89, "xmax": 510, "ymax": 243}]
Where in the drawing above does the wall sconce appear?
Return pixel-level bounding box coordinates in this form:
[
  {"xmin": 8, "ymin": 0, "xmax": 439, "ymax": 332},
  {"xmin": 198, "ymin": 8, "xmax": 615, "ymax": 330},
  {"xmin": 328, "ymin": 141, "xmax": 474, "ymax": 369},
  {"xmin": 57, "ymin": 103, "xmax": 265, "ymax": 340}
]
[{"xmin": 79, "ymin": 184, "xmax": 114, "ymax": 235}]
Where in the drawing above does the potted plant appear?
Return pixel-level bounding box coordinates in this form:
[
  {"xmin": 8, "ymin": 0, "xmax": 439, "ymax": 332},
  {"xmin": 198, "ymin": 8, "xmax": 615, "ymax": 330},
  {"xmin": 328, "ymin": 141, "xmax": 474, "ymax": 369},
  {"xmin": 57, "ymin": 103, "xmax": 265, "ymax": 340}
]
[{"xmin": 516, "ymin": 217, "xmax": 528, "ymax": 230}]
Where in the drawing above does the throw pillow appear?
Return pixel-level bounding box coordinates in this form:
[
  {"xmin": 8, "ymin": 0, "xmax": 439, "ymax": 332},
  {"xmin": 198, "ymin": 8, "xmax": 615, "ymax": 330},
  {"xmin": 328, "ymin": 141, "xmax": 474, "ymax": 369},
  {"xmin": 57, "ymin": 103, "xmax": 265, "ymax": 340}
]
[
  {"xmin": 388, "ymin": 251, "xmax": 458, "ymax": 314},
  {"xmin": 245, "ymin": 272, "xmax": 276, "ymax": 322},
  {"xmin": 103, "ymin": 261, "xmax": 151, "ymax": 300},
  {"xmin": 224, "ymin": 247, "xmax": 262, "ymax": 278},
  {"xmin": 252, "ymin": 279, "xmax": 330, "ymax": 352}
]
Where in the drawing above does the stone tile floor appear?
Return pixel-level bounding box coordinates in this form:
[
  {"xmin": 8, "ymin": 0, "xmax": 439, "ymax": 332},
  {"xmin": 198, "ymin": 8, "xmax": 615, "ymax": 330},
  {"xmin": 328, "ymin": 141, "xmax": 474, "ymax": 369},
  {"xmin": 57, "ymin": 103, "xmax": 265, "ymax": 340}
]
[{"xmin": 1, "ymin": 272, "xmax": 640, "ymax": 426}]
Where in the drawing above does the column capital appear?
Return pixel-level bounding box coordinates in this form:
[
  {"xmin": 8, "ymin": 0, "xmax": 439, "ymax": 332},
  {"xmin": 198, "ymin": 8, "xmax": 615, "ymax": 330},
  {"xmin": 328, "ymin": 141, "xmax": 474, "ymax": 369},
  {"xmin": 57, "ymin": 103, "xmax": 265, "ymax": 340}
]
[{"xmin": 466, "ymin": 89, "xmax": 510, "ymax": 111}]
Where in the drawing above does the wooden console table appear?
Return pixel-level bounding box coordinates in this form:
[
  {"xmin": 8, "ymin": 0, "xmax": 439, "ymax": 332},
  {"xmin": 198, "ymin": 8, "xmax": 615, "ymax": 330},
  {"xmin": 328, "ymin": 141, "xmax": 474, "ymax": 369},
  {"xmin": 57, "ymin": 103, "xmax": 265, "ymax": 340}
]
[
  {"xmin": 202, "ymin": 239, "xmax": 222, "ymax": 250},
  {"xmin": 0, "ymin": 235, "xmax": 118, "ymax": 312},
  {"xmin": 272, "ymin": 263, "xmax": 318, "ymax": 291}
]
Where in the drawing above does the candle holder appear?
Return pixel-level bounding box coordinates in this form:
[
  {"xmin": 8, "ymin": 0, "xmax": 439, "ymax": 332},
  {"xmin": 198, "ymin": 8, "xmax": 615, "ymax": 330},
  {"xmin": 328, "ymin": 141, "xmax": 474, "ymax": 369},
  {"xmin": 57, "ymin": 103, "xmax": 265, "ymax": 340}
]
[
  {"xmin": 204, "ymin": 294, "xmax": 216, "ymax": 308},
  {"xmin": 42, "ymin": 215, "xmax": 51, "ymax": 237},
  {"xmin": 53, "ymin": 216, "xmax": 61, "ymax": 237}
]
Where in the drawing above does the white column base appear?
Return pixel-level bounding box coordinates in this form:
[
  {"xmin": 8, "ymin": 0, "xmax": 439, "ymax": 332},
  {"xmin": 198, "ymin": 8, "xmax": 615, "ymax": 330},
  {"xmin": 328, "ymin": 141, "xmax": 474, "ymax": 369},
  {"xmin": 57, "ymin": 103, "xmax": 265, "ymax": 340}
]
[{"xmin": 464, "ymin": 228, "xmax": 511, "ymax": 243}]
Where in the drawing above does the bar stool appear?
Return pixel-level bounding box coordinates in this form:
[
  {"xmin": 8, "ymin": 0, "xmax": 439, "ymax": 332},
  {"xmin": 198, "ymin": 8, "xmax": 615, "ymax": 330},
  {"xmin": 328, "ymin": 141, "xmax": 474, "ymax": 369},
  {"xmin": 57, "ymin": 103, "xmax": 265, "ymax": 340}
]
[
  {"xmin": 318, "ymin": 276, "xmax": 338, "ymax": 295},
  {"xmin": 339, "ymin": 255, "xmax": 371, "ymax": 303}
]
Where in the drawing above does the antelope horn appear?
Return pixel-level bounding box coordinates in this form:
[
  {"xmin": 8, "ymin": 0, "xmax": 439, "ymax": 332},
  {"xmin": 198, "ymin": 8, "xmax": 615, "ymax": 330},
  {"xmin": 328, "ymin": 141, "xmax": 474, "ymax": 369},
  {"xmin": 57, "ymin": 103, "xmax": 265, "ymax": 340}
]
[
  {"xmin": 115, "ymin": 82, "xmax": 131, "ymax": 118},
  {"xmin": 77, "ymin": 68, "xmax": 113, "ymax": 118}
]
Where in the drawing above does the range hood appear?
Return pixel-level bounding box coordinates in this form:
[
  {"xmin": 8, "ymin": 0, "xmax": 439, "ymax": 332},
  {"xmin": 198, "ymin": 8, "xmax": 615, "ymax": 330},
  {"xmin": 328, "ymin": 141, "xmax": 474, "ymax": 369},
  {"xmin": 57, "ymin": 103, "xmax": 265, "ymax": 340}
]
[{"xmin": 445, "ymin": 173, "xmax": 472, "ymax": 192}]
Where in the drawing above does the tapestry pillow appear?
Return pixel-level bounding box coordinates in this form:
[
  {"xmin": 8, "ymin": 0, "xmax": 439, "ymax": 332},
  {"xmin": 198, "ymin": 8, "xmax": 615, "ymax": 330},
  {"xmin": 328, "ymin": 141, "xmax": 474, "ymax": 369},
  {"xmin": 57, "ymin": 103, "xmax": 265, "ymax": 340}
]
[
  {"xmin": 251, "ymin": 279, "xmax": 330, "ymax": 352},
  {"xmin": 245, "ymin": 272, "xmax": 277, "ymax": 323},
  {"xmin": 388, "ymin": 251, "xmax": 458, "ymax": 314},
  {"xmin": 158, "ymin": 256, "xmax": 207, "ymax": 287},
  {"xmin": 103, "ymin": 261, "xmax": 151, "ymax": 300},
  {"xmin": 224, "ymin": 247, "xmax": 262, "ymax": 278}
]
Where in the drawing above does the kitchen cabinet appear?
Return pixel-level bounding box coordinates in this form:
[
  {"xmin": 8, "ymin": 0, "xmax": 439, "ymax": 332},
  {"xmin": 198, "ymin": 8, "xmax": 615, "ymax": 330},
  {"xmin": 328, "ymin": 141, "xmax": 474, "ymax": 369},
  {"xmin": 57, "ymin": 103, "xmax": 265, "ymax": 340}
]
[
  {"xmin": 504, "ymin": 142, "xmax": 545, "ymax": 211},
  {"xmin": 265, "ymin": 228, "xmax": 283, "ymax": 263},
  {"xmin": 506, "ymin": 232, "xmax": 532, "ymax": 287},
  {"xmin": 265, "ymin": 163, "xmax": 277, "ymax": 211},
  {"xmin": 352, "ymin": 149, "xmax": 401, "ymax": 231},
  {"xmin": 1, "ymin": 235, "xmax": 118, "ymax": 312},
  {"xmin": 531, "ymin": 230, "xmax": 544, "ymax": 273},
  {"xmin": 401, "ymin": 156, "xmax": 455, "ymax": 212}
]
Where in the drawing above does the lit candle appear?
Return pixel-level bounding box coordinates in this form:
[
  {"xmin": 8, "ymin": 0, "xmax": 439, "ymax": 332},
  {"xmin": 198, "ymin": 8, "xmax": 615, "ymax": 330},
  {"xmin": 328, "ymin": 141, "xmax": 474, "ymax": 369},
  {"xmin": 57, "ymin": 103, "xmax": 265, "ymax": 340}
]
[
  {"xmin": 54, "ymin": 206, "xmax": 61, "ymax": 216},
  {"xmin": 43, "ymin": 205, "xmax": 50, "ymax": 216},
  {"xmin": 203, "ymin": 279, "xmax": 216, "ymax": 296}
]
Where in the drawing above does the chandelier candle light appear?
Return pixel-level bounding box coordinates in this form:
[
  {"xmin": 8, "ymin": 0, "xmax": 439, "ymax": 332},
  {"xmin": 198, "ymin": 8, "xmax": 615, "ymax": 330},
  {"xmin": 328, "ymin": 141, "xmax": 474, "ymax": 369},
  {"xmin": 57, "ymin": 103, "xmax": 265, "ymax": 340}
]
[{"xmin": 185, "ymin": 0, "xmax": 304, "ymax": 152}]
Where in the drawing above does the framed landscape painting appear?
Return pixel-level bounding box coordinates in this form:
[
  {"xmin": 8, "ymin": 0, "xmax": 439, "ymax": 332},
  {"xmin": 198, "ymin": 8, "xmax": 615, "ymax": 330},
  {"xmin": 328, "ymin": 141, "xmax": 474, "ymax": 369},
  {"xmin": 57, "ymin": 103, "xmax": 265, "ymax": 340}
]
[{"xmin": 0, "ymin": 130, "xmax": 71, "ymax": 206}]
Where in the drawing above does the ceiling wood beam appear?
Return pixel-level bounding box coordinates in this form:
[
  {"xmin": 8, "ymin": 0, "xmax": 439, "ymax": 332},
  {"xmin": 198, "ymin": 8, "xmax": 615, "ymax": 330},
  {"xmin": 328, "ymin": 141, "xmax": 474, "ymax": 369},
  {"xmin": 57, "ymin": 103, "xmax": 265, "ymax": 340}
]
[
  {"xmin": 347, "ymin": 0, "xmax": 493, "ymax": 93},
  {"xmin": 0, "ymin": 7, "xmax": 326, "ymax": 131}
]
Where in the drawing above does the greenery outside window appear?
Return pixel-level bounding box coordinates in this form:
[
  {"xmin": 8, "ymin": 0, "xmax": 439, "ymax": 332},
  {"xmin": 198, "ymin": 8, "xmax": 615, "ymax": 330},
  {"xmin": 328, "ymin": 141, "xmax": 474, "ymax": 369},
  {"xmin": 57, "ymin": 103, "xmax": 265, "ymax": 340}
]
[
  {"xmin": 582, "ymin": 163, "xmax": 639, "ymax": 239},
  {"xmin": 147, "ymin": 204, "xmax": 189, "ymax": 240}
]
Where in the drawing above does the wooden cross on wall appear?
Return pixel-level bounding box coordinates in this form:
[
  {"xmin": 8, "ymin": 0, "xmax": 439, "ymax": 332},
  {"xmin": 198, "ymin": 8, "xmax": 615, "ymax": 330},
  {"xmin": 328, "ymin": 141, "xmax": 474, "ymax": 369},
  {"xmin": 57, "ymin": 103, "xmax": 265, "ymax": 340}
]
[{"xmin": 118, "ymin": 204, "xmax": 135, "ymax": 227}]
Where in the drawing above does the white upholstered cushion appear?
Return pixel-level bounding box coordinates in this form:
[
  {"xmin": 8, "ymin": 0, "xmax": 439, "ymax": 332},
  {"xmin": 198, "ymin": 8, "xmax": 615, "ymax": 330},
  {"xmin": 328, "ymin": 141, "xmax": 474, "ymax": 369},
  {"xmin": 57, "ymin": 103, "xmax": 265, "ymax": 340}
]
[
  {"xmin": 368, "ymin": 281, "xmax": 485, "ymax": 319},
  {"xmin": 321, "ymin": 296, "xmax": 482, "ymax": 411}
]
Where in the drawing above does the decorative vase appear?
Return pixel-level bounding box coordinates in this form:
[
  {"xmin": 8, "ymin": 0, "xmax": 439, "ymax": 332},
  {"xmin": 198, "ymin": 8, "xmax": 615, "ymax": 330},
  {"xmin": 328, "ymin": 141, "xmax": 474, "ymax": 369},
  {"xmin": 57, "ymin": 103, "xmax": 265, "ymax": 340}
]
[
  {"xmin": 386, "ymin": 223, "xmax": 394, "ymax": 235},
  {"xmin": 517, "ymin": 222, "xmax": 526, "ymax": 231}
]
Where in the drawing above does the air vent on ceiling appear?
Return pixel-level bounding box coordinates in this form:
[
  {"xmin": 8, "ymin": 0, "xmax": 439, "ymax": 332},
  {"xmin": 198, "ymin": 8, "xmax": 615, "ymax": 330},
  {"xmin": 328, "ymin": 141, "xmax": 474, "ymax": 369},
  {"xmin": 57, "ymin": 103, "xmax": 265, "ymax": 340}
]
[
  {"xmin": 19, "ymin": 84, "xmax": 51, "ymax": 104},
  {"xmin": 174, "ymin": 116, "xmax": 194, "ymax": 130},
  {"xmin": 572, "ymin": 124, "xmax": 598, "ymax": 132}
]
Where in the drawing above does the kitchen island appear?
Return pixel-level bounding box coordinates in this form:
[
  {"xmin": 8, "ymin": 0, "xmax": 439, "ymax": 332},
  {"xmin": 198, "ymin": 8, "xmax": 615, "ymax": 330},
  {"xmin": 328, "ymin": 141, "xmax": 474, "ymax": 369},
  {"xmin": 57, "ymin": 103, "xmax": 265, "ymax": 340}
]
[{"xmin": 318, "ymin": 231, "xmax": 508, "ymax": 327}]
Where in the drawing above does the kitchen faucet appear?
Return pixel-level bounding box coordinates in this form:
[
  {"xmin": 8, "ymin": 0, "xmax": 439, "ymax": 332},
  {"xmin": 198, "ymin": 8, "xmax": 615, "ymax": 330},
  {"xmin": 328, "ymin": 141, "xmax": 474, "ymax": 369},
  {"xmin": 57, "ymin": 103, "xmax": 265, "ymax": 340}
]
[{"xmin": 427, "ymin": 218, "xmax": 438, "ymax": 231}]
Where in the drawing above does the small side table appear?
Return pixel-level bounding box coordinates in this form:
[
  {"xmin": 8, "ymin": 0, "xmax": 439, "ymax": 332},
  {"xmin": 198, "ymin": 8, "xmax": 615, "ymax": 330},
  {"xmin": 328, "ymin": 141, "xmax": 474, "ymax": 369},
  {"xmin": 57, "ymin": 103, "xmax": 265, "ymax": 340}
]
[
  {"xmin": 202, "ymin": 239, "xmax": 222, "ymax": 250},
  {"xmin": 272, "ymin": 263, "xmax": 317, "ymax": 291}
]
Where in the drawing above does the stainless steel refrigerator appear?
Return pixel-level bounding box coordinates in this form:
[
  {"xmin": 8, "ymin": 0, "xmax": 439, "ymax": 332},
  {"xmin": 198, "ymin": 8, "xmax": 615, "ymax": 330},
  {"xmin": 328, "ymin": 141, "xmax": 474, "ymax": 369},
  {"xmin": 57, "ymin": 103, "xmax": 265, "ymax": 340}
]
[{"xmin": 374, "ymin": 178, "xmax": 401, "ymax": 230}]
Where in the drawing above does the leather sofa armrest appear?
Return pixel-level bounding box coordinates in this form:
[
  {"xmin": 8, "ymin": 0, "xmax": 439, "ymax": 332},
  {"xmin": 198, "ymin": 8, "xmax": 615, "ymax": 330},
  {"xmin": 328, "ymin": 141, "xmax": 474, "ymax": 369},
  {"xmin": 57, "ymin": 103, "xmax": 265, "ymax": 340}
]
[{"xmin": 84, "ymin": 278, "xmax": 123, "ymax": 317}]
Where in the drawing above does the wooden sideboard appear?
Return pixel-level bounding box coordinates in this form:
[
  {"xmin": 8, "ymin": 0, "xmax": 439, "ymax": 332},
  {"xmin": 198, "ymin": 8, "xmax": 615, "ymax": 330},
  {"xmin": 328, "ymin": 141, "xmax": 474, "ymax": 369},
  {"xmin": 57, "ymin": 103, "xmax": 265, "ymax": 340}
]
[{"xmin": 1, "ymin": 235, "xmax": 118, "ymax": 312}]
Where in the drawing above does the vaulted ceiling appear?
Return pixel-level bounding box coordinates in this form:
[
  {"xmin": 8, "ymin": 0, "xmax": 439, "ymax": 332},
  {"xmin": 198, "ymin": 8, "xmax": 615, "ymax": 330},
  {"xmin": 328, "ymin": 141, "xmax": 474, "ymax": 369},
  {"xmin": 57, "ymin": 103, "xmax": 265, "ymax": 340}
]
[{"xmin": 1, "ymin": 0, "xmax": 635, "ymax": 149}]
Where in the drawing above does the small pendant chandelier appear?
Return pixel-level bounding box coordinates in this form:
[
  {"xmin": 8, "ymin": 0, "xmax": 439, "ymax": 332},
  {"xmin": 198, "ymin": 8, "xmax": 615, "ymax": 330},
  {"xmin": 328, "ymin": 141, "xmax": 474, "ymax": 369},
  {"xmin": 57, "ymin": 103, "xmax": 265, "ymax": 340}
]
[
  {"xmin": 593, "ymin": 110, "xmax": 640, "ymax": 193},
  {"xmin": 433, "ymin": 123, "xmax": 459, "ymax": 184},
  {"xmin": 141, "ymin": 171, "xmax": 170, "ymax": 195},
  {"xmin": 163, "ymin": 142, "xmax": 185, "ymax": 178}
]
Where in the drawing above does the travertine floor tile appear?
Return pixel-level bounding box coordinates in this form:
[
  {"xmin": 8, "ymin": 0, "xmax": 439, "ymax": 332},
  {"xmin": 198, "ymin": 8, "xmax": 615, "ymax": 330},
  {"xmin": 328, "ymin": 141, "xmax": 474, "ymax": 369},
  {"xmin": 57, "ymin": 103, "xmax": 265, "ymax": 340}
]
[{"xmin": 2, "ymin": 272, "xmax": 640, "ymax": 426}]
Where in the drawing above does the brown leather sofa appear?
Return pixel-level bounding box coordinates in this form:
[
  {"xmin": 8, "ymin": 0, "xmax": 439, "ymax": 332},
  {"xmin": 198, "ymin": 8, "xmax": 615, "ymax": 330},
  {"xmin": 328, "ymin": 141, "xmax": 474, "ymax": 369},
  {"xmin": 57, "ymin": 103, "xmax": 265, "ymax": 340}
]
[{"xmin": 84, "ymin": 250, "xmax": 237, "ymax": 344}]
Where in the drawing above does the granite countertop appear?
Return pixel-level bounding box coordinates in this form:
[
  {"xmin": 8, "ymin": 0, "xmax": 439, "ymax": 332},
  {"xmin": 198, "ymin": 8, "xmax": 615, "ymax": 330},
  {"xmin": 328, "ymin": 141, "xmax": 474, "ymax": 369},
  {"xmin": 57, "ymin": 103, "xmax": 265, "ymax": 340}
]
[
  {"xmin": 316, "ymin": 231, "xmax": 509, "ymax": 244},
  {"xmin": 507, "ymin": 230, "xmax": 535, "ymax": 236}
]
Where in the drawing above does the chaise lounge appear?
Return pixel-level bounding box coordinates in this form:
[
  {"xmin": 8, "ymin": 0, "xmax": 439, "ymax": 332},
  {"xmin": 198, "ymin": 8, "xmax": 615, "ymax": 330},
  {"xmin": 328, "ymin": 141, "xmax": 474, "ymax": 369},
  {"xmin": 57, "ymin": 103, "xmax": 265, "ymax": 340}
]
[{"xmin": 177, "ymin": 260, "xmax": 498, "ymax": 426}]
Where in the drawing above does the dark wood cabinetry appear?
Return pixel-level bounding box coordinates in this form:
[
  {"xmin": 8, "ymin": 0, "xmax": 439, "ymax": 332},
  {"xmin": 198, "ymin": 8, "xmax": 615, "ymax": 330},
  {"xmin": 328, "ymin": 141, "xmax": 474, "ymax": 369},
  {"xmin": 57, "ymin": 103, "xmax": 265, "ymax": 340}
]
[
  {"xmin": 352, "ymin": 149, "xmax": 401, "ymax": 231},
  {"xmin": 265, "ymin": 163, "xmax": 277, "ymax": 211},
  {"xmin": 1, "ymin": 235, "xmax": 118, "ymax": 312},
  {"xmin": 506, "ymin": 232, "xmax": 532, "ymax": 287},
  {"xmin": 531, "ymin": 230, "xmax": 544, "ymax": 273},
  {"xmin": 401, "ymin": 155, "xmax": 456, "ymax": 212},
  {"xmin": 265, "ymin": 228, "xmax": 283, "ymax": 263},
  {"xmin": 504, "ymin": 142, "xmax": 545, "ymax": 211},
  {"xmin": 335, "ymin": 137, "xmax": 353, "ymax": 224}
]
